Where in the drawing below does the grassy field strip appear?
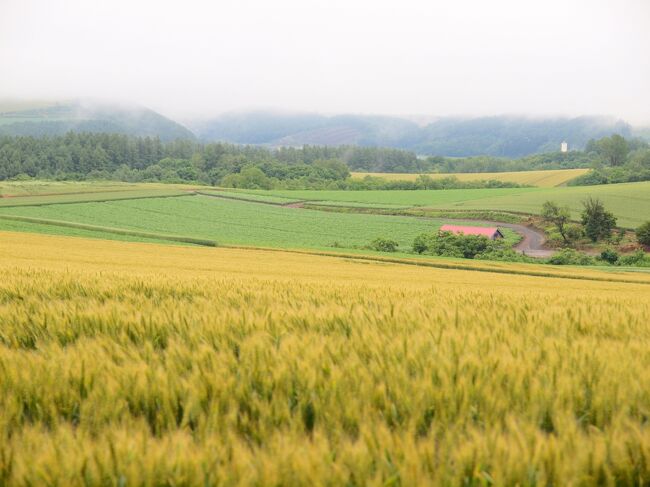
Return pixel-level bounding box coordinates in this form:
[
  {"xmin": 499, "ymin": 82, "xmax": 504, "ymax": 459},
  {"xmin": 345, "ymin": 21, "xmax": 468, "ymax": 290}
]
[
  {"xmin": 0, "ymin": 189, "xmax": 190, "ymax": 207},
  {"xmin": 251, "ymin": 187, "xmax": 540, "ymax": 207},
  {"xmin": 300, "ymin": 203, "xmax": 532, "ymax": 224},
  {"xmin": 2, "ymin": 187, "xmax": 183, "ymax": 199},
  {"xmin": 201, "ymin": 188, "xmax": 306, "ymax": 204},
  {"xmin": 0, "ymin": 180, "xmax": 202, "ymax": 196},
  {"xmin": 0, "ymin": 188, "xmax": 191, "ymax": 201},
  {"xmin": 211, "ymin": 188, "xmax": 412, "ymax": 208},
  {"xmin": 193, "ymin": 189, "xmax": 304, "ymax": 205},
  {"xmin": 257, "ymin": 181, "xmax": 650, "ymax": 228},
  {"xmin": 433, "ymin": 182, "xmax": 650, "ymax": 228},
  {"xmin": 0, "ymin": 217, "xmax": 182, "ymax": 245},
  {"xmin": 0, "ymin": 214, "xmax": 217, "ymax": 246},
  {"xmin": 351, "ymin": 168, "xmax": 590, "ymax": 187},
  {"xmin": 305, "ymin": 201, "xmax": 411, "ymax": 209}
]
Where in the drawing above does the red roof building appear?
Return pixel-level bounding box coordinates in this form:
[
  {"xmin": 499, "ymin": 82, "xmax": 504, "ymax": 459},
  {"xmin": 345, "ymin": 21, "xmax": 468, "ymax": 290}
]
[{"xmin": 439, "ymin": 224, "xmax": 504, "ymax": 240}]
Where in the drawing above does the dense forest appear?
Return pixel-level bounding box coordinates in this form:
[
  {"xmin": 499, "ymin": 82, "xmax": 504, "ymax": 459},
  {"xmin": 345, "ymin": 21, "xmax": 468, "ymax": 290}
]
[
  {"xmin": 0, "ymin": 134, "xmax": 518, "ymax": 189},
  {"xmin": 1, "ymin": 133, "xmax": 647, "ymax": 189}
]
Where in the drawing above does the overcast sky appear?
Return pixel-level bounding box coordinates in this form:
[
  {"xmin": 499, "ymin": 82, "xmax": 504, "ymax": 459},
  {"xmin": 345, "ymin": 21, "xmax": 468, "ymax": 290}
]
[{"xmin": 1, "ymin": 0, "xmax": 648, "ymax": 123}]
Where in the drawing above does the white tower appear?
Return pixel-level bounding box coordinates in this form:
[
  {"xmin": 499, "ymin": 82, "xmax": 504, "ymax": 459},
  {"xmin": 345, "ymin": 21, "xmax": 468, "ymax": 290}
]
[{"xmin": 560, "ymin": 141, "xmax": 568, "ymax": 153}]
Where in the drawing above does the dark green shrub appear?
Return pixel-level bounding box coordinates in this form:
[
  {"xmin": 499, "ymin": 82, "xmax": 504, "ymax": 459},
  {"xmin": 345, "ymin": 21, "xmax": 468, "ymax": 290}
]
[
  {"xmin": 565, "ymin": 224, "xmax": 584, "ymax": 242},
  {"xmin": 637, "ymin": 222, "xmax": 650, "ymax": 246},
  {"xmin": 599, "ymin": 248, "xmax": 619, "ymax": 264},
  {"xmin": 619, "ymin": 249, "xmax": 648, "ymax": 266},
  {"xmin": 412, "ymin": 232, "xmax": 498, "ymax": 259},
  {"xmin": 369, "ymin": 238, "xmax": 399, "ymax": 252},
  {"xmin": 413, "ymin": 234, "xmax": 437, "ymax": 254},
  {"xmin": 547, "ymin": 249, "xmax": 595, "ymax": 265},
  {"xmin": 475, "ymin": 248, "xmax": 537, "ymax": 263}
]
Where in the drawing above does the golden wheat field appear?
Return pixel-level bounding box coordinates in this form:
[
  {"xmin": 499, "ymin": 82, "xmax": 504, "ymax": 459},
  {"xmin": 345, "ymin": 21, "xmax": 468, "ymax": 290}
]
[
  {"xmin": 351, "ymin": 168, "xmax": 590, "ymax": 187},
  {"xmin": 1, "ymin": 231, "xmax": 650, "ymax": 485}
]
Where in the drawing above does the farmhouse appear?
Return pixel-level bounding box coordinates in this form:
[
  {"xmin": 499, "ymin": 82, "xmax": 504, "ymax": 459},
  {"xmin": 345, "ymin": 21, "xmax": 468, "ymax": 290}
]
[{"xmin": 439, "ymin": 224, "xmax": 504, "ymax": 240}]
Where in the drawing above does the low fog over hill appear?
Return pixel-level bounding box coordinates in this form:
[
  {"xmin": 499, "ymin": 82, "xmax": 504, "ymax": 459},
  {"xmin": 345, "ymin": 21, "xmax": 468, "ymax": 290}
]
[
  {"xmin": 0, "ymin": 100, "xmax": 195, "ymax": 141},
  {"xmin": 1, "ymin": 99, "xmax": 644, "ymax": 158},
  {"xmin": 190, "ymin": 111, "xmax": 635, "ymax": 158}
]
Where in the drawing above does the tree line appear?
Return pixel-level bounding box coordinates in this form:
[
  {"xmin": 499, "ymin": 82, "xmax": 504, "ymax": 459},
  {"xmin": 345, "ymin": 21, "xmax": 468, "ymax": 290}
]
[
  {"xmin": 1, "ymin": 132, "xmax": 647, "ymax": 188},
  {"xmin": 0, "ymin": 134, "xmax": 519, "ymax": 189},
  {"xmin": 567, "ymin": 135, "xmax": 650, "ymax": 185},
  {"xmin": 0, "ymin": 134, "xmax": 359, "ymax": 187}
]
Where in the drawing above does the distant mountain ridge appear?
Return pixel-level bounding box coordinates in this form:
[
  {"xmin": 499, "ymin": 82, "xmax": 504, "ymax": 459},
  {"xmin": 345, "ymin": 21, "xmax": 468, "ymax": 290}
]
[
  {"xmin": 190, "ymin": 111, "xmax": 635, "ymax": 157},
  {"xmin": 0, "ymin": 101, "xmax": 195, "ymax": 141},
  {"xmin": 1, "ymin": 100, "xmax": 644, "ymax": 157}
]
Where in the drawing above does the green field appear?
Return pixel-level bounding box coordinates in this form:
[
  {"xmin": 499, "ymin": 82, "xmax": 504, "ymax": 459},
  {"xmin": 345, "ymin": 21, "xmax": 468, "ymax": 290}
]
[
  {"xmin": 0, "ymin": 217, "xmax": 177, "ymax": 245},
  {"xmin": 0, "ymin": 180, "xmax": 199, "ymax": 196},
  {"xmin": 0, "ymin": 189, "xmax": 192, "ymax": 207},
  {"xmin": 0, "ymin": 195, "xmax": 519, "ymax": 251},
  {"xmin": 195, "ymin": 189, "xmax": 303, "ymax": 204},
  {"xmin": 0, "ymin": 180, "xmax": 200, "ymax": 197},
  {"xmin": 4, "ymin": 179, "xmax": 647, "ymax": 229},
  {"xmin": 242, "ymin": 181, "xmax": 650, "ymax": 228}
]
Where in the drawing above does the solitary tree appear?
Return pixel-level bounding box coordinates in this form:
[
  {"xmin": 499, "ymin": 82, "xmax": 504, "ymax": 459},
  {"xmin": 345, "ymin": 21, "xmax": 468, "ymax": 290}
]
[
  {"xmin": 541, "ymin": 201, "xmax": 572, "ymax": 243},
  {"xmin": 581, "ymin": 197, "xmax": 617, "ymax": 242},
  {"xmin": 598, "ymin": 134, "xmax": 629, "ymax": 166}
]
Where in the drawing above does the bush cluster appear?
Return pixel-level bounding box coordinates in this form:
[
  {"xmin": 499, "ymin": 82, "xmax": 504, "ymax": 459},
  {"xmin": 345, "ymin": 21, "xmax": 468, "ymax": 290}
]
[
  {"xmin": 413, "ymin": 232, "xmax": 502, "ymax": 259},
  {"xmin": 547, "ymin": 249, "xmax": 596, "ymax": 266},
  {"xmin": 368, "ymin": 238, "xmax": 399, "ymax": 253}
]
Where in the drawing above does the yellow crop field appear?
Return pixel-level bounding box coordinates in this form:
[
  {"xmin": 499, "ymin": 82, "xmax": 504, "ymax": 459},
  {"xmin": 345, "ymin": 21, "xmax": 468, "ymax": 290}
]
[
  {"xmin": 352, "ymin": 168, "xmax": 590, "ymax": 187},
  {"xmin": 1, "ymin": 231, "xmax": 650, "ymax": 485}
]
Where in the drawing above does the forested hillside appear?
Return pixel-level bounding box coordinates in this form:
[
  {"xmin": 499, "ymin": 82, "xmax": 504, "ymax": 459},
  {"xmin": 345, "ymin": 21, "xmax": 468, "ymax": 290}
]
[
  {"xmin": 191, "ymin": 112, "xmax": 421, "ymax": 148},
  {"xmin": 414, "ymin": 116, "xmax": 632, "ymax": 156},
  {"xmin": 0, "ymin": 101, "xmax": 195, "ymax": 141},
  {"xmin": 2, "ymin": 101, "xmax": 641, "ymax": 159},
  {"xmin": 192, "ymin": 111, "xmax": 634, "ymax": 157}
]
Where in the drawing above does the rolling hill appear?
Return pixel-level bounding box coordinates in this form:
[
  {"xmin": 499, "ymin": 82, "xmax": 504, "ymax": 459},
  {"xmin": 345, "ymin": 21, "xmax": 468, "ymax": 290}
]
[
  {"xmin": 0, "ymin": 100, "xmax": 195, "ymax": 141},
  {"xmin": 190, "ymin": 111, "xmax": 421, "ymax": 148},
  {"xmin": 1, "ymin": 101, "xmax": 641, "ymax": 158},
  {"xmin": 191, "ymin": 111, "xmax": 633, "ymax": 157}
]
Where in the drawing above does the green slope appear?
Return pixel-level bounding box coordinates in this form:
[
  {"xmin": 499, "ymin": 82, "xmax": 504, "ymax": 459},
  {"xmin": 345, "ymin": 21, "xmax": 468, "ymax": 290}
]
[
  {"xmin": 0, "ymin": 195, "xmax": 517, "ymax": 251},
  {"xmin": 246, "ymin": 181, "xmax": 650, "ymax": 228}
]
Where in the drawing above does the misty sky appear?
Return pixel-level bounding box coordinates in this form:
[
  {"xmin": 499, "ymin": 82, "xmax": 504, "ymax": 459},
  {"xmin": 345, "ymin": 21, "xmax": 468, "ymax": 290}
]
[{"xmin": 1, "ymin": 0, "xmax": 649, "ymax": 123}]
